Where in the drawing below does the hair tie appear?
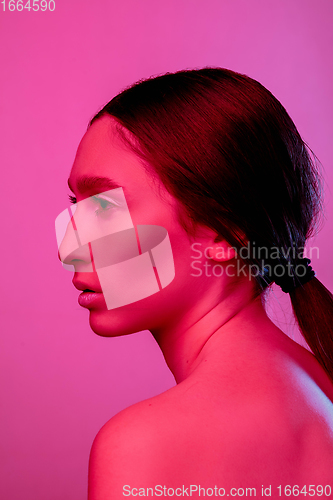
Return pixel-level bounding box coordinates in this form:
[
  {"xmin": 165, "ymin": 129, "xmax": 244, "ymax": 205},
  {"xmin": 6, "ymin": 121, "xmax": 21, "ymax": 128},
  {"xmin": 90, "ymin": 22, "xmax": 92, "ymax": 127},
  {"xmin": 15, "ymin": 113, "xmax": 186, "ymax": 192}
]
[{"xmin": 272, "ymin": 257, "xmax": 316, "ymax": 294}]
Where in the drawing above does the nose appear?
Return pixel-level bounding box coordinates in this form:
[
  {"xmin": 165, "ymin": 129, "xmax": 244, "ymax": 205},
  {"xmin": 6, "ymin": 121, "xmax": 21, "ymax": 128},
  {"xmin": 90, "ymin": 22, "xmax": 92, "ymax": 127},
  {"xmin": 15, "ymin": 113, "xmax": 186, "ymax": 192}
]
[
  {"xmin": 61, "ymin": 242, "xmax": 94, "ymax": 273},
  {"xmin": 56, "ymin": 207, "xmax": 93, "ymax": 272}
]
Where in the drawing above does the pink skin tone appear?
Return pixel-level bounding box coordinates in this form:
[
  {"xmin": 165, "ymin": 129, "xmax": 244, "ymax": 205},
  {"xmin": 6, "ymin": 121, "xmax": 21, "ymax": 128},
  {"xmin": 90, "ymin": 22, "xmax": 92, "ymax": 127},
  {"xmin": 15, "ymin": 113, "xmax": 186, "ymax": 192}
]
[
  {"xmin": 67, "ymin": 115, "xmax": 260, "ymax": 382},
  {"xmin": 67, "ymin": 116, "xmax": 333, "ymax": 498}
]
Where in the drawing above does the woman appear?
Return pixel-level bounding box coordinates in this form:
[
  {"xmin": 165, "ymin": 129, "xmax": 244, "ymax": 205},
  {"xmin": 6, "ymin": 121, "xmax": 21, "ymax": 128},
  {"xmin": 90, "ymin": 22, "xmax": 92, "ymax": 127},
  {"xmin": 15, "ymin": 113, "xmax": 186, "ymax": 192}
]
[{"xmin": 58, "ymin": 68, "xmax": 333, "ymax": 498}]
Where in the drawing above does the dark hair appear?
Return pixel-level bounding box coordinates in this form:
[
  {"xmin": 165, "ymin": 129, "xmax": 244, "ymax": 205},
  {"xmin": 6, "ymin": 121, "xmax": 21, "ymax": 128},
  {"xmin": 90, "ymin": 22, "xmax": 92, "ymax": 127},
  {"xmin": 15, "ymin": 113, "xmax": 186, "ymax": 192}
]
[{"xmin": 90, "ymin": 67, "xmax": 333, "ymax": 381}]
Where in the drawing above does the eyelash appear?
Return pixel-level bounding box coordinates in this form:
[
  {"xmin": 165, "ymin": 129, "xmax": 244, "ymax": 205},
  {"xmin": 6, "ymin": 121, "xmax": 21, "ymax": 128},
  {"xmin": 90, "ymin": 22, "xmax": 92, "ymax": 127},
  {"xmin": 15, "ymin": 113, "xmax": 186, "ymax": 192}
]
[
  {"xmin": 68, "ymin": 195, "xmax": 77, "ymax": 204},
  {"xmin": 68, "ymin": 194, "xmax": 117, "ymax": 214}
]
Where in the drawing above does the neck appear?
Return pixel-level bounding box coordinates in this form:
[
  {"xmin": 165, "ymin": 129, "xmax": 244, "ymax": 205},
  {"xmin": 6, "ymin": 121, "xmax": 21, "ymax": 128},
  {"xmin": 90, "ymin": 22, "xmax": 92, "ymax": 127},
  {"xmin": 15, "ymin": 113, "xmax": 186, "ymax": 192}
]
[{"xmin": 150, "ymin": 283, "xmax": 276, "ymax": 383}]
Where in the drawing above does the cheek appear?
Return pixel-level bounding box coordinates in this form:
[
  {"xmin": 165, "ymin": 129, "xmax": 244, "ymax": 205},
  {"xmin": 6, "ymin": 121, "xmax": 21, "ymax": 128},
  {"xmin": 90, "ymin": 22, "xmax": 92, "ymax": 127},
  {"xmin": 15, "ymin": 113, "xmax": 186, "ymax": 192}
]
[
  {"xmin": 87, "ymin": 287, "xmax": 179, "ymax": 337},
  {"xmin": 87, "ymin": 261, "xmax": 203, "ymax": 338},
  {"xmin": 86, "ymin": 203, "xmax": 208, "ymax": 336}
]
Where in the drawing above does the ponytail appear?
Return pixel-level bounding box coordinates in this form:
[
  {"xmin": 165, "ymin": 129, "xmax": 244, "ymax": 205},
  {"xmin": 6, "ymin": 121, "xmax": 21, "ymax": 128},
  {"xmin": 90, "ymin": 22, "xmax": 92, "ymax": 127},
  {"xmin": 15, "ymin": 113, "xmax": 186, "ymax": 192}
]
[{"xmin": 290, "ymin": 278, "xmax": 333, "ymax": 380}]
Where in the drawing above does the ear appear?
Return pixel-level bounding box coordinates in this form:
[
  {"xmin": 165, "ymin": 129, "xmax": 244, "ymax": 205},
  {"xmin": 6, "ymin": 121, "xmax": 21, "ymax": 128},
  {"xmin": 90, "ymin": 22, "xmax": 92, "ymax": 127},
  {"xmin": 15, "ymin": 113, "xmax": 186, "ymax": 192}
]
[{"xmin": 206, "ymin": 238, "xmax": 236, "ymax": 262}]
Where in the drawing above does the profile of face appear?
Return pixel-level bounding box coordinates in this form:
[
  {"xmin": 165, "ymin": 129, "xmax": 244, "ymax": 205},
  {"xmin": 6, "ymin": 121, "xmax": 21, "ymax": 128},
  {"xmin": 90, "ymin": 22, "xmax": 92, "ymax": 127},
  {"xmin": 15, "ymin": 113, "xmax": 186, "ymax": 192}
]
[{"xmin": 57, "ymin": 115, "xmax": 235, "ymax": 338}]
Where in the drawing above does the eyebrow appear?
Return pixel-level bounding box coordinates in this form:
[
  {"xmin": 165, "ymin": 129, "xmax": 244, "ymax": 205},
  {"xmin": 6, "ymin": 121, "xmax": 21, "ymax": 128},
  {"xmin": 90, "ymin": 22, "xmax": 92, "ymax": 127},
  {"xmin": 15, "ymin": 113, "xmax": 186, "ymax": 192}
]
[{"xmin": 68, "ymin": 176, "xmax": 122, "ymax": 194}]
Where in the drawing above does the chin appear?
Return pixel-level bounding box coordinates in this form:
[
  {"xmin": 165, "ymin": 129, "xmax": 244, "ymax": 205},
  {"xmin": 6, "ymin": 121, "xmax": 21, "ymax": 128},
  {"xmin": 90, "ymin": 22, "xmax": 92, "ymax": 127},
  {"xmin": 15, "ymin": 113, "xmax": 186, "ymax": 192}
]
[{"xmin": 87, "ymin": 304, "xmax": 152, "ymax": 337}]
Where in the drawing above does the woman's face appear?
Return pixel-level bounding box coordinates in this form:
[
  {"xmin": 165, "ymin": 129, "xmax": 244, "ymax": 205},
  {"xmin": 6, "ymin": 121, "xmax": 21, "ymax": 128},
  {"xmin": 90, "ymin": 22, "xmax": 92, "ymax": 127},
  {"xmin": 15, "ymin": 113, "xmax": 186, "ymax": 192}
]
[{"xmin": 65, "ymin": 115, "xmax": 222, "ymax": 338}]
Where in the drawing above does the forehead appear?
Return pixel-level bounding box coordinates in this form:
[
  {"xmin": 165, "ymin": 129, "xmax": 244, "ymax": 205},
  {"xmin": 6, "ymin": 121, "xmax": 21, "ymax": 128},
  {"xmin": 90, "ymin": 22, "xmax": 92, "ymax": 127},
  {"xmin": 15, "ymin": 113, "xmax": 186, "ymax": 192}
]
[{"xmin": 69, "ymin": 115, "xmax": 153, "ymax": 194}]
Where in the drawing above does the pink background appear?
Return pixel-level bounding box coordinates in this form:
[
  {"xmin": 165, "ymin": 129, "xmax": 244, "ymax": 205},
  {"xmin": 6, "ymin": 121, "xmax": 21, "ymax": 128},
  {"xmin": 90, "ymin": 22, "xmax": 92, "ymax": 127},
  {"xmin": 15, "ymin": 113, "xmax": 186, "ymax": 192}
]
[{"xmin": 1, "ymin": 1, "xmax": 332, "ymax": 498}]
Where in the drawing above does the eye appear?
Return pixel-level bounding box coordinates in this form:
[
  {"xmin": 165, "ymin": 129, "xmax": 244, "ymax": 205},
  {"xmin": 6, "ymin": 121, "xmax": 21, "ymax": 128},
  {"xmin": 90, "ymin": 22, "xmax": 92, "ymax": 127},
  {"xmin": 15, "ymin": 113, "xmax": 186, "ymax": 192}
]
[
  {"xmin": 92, "ymin": 194, "xmax": 119, "ymax": 215},
  {"xmin": 67, "ymin": 193, "xmax": 120, "ymax": 214},
  {"xmin": 93, "ymin": 196, "xmax": 111, "ymax": 210}
]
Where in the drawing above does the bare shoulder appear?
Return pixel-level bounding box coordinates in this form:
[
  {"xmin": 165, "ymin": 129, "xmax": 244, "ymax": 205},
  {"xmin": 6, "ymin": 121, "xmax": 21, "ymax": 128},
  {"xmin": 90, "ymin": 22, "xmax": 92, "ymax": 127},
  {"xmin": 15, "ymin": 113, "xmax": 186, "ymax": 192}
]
[
  {"xmin": 88, "ymin": 375, "xmax": 333, "ymax": 500},
  {"xmin": 90, "ymin": 390, "xmax": 175, "ymax": 456},
  {"xmin": 88, "ymin": 388, "xmax": 186, "ymax": 499}
]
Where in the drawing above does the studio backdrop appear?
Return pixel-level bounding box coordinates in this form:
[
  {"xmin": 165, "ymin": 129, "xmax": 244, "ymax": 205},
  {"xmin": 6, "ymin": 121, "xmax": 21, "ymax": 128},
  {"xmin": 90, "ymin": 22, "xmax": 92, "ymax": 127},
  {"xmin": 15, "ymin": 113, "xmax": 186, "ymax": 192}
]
[{"xmin": 1, "ymin": 1, "xmax": 332, "ymax": 499}]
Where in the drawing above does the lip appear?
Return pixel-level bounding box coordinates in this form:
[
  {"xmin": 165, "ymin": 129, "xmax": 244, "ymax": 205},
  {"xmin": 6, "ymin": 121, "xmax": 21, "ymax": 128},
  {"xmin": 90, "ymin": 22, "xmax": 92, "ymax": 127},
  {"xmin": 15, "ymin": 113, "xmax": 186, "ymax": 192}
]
[
  {"xmin": 78, "ymin": 290, "xmax": 103, "ymax": 308},
  {"xmin": 72, "ymin": 276, "xmax": 103, "ymax": 293},
  {"xmin": 73, "ymin": 276, "xmax": 104, "ymax": 308}
]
